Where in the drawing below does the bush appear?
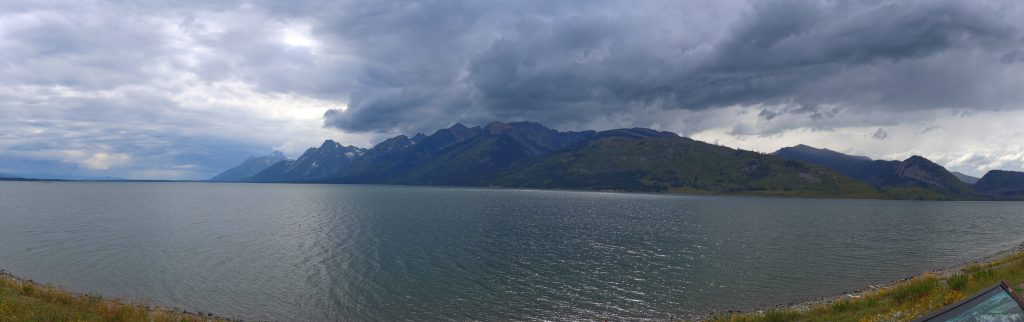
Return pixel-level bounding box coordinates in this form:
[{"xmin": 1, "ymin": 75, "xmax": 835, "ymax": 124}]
[
  {"xmin": 891, "ymin": 277, "xmax": 938, "ymax": 304},
  {"xmin": 948, "ymin": 274, "xmax": 969, "ymax": 291},
  {"xmin": 972, "ymin": 268, "xmax": 997, "ymax": 283}
]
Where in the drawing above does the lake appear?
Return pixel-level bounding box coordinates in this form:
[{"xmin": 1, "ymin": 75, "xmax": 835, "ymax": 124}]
[{"xmin": 1, "ymin": 181, "xmax": 1023, "ymax": 320}]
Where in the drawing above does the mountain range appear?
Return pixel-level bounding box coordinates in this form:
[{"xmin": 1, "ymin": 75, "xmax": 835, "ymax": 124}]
[
  {"xmin": 333, "ymin": 122, "xmax": 595, "ymax": 185},
  {"xmin": 213, "ymin": 121, "xmax": 1024, "ymax": 200},
  {"xmin": 247, "ymin": 141, "xmax": 367, "ymax": 182}
]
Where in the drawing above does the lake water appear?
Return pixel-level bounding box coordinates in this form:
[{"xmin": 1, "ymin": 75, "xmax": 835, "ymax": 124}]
[{"xmin": 1, "ymin": 182, "xmax": 1023, "ymax": 320}]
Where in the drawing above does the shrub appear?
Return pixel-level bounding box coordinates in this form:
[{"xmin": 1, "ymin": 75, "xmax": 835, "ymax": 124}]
[
  {"xmin": 972, "ymin": 268, "xmax": 997, "ymax": 283},
  {"xmin": 948, "ymin": 274, "xmax": 969, "ymax": 291},
  {"xmin": 891, "ymin": 277, "xmax": 938, "ymax": 304}
]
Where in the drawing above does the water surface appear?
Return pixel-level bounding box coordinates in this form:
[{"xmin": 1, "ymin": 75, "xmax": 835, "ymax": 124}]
[{"xmin": 1, "ymin": 181, "xmax": 1023, "ymax": 320}]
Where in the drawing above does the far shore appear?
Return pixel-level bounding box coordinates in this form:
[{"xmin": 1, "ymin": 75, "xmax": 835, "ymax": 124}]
[{"xmin": 6, "ymin": 178, "xmax": 1024, "ymax": 202}]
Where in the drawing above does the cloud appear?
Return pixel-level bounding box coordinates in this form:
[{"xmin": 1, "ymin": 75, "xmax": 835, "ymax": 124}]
[
  {"xmin": 12, "ymin": 149, "xmax": 131, "ymax": 170},
  {"xmin": 920, "ymin": 125, "xmax": 942, "ymax": 134},
  {"xmin": 692, "ymin": 109, "xmax": 1024, "ymax": 177},
  {"xmin": 80, "ymin": 152, "xmax": 133, "ymax": 170},
  {"xmin": 320, "ymin": 0, "xmax": 1024, "ymax": 135},
  {"xmin": 2, "ymin": 0, "xmax": 1024, "ymax": 179},
  {"xmin": 872, "ymin": 128, "xmax": 889, "ymax": 140}
]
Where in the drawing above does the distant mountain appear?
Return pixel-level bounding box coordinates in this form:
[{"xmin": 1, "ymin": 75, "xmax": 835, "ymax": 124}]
[
  {"xmin": 2, "ymin": 173, "xmax": 125, "ymax": 181},
  {"xmin": 773, "ymin": 145, "xmax": 890, "ymax": 184},
  {"xmin": 973, "ymin": 170, "xmax": 1024, "ymax": 197},
  {"xmin": 952, "ymin": 171, "xmax": 980, "ymax": 185},
  {"xmin": 892, "ymin": 156, "xmax": 973, "ymax": 194},
  {"xmin": 772, "ymin": 145, "xmax": 971, "ymax": 195},
  {"xmin": 209, "ymin": 122, "xmax": 1018, "ymax": 199},
  {"xmin": 248, "ymin": 141, "xmax": 366, "ymax": 182},
  {"xmin": 210, "ymin": 151, "xmax": 287, "ymax": 181},
  {"xmin": 326, "ymin": 123, "xmax": 880, "ymax": 196},
  {"xmin": 334, "ymin": 122, "xmax": 595, "ymax": 185},
  {"xmin": 495, "ymin": 131, "xmax": 880, "ymax": 196}
]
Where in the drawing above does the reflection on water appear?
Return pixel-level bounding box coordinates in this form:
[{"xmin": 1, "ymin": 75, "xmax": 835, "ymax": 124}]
[{"xmin": 1, "ymin": 182, "xmax": 1023, "ymax": 320}]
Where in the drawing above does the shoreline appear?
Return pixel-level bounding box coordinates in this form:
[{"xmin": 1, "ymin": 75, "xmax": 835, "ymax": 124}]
[
  {"xmin": 0, "ymin": 270, "xmax": 236, "ymax": 321},
  {"xmin": 694, "ymin": 242, "xmax": 1024, "ymax": 321}
]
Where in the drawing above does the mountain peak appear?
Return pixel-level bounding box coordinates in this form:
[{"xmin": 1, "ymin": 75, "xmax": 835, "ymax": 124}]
[
  {"xmin": 905, "ymin": 155, "xmax": 926, "ymax": 161},
  {"xmin": 248, "ymin": 150, "xmax": 287, "ymax": 161},
  {"xmin": 320, "ymin": 139, "xmax": 341, "ymax": 149},
  {"xmin": 788, "ymin": 144, "xmax": 833, "ymax": 153},
  {"xmin": 774, "ymin": 145, "xmax": 872, "ymax": 161},
  {"xmin": 901, "ymin": 155, "xmax": 936, "ymax": 166},
  {"xmin": 889, "ymin": 155, "xmax": 970, "ymax": 193},
  {"xmin": 427, "ymin": 122, "xmax": 482, "ymax": 144},
  {"xmin": 246, "ymin": 140, "xmax": 367, "ymax": 182},
  {"xmin": 484, "ymin": 121, "xmax": 509, "ymax": 133},
  {"xmin": 973, "ymin": 170, "xmax": 1024, "ymax": 194},
  {"xmin": 780, "ymin": 144, "xmax": 827, "ymax": 153},
  {"xmin": 485, "ymin": 121, "xmax": 552, "ymax": 135},
  {"xmin": 596, "ymin": 128, "xmax": 678, "ymax": 139},
  {"xmin": 411, "ymin": 133, "xmax": 427, "ymax": 144}
]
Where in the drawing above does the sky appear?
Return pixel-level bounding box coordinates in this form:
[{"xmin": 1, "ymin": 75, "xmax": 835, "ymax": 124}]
[{"xmin": 1, "ymin": 0, "xmax": 1023, "ymax": 180}]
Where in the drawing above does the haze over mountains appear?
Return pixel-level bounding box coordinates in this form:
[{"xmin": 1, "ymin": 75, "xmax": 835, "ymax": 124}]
[
  {"xmin": 952, "ymin": 172, "xmax": 980, "ymax": 185},
  {"xmin": 211, "ymin": 151, "xmax": 287, "ymax": 181},
  {"xmin": 211, "ymin": 121, "xmax": 1024, "ymax": 200}
]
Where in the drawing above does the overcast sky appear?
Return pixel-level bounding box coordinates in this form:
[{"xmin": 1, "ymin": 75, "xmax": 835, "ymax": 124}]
[{"xmin": 2, "ymin": 0, "xmax": 1023, "ymax": 179}]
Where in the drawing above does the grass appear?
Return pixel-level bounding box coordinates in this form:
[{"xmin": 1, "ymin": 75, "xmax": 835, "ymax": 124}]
[
  {"xmin": 701, "ymin": 251, "xmax": 1024, "ymax": 322},
  {"xmin": 0, "ymin": 272, "xmax": 227, "ymax": 322}
]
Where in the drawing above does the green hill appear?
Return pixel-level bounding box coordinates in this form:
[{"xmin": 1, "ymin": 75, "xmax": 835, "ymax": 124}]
[{"xmin": 495, "ymin": 131, "xmax": 882, "ymax": 198}]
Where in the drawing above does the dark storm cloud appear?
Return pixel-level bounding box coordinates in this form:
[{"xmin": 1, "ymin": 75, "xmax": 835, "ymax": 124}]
[
  {"xmin": 315, "ymin": 0, "xmax": 1024, "ymax": 134},
  {"xmin": 9, "ymin": 0, "xmax": 1017, "ymax": 135}
]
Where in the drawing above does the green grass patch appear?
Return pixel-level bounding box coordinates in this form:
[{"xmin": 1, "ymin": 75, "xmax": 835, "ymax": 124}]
[
  {"xmin": 0, "ymin": 272, "xmax": 226, "ymax": 322},
  {"xmin": 947, "ymin": 274, "xmax": 968, "ymax": 291}
]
